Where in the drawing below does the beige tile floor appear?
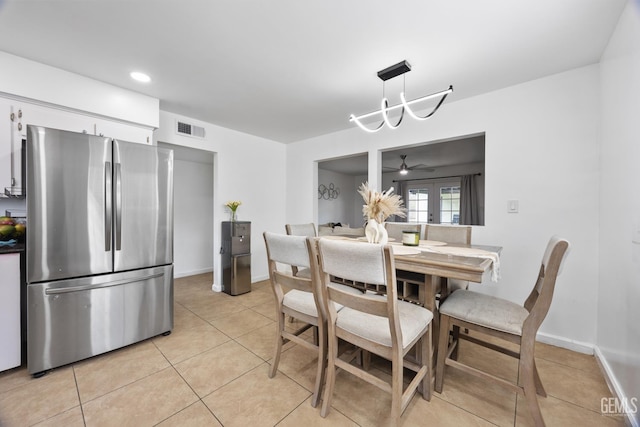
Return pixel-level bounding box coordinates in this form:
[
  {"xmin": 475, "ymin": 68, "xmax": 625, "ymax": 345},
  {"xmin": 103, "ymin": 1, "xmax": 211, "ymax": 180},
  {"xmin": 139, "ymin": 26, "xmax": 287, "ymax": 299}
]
[{"xmin": 0, "ymin": 273, "xmax": 626, "ymax": 426}]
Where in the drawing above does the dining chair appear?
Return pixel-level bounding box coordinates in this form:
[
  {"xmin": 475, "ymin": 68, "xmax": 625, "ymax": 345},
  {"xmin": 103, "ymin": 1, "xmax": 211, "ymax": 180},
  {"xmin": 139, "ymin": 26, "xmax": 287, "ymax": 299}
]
[
  {"xmin": 435, "ymin": 236, "xmax": 570, "ymax": 427},
  {"xmin": 424, "ymin": 224, "xmax": 472, "ymax": 295},
  {"xmin": 384, "ymin": 222, "xmax": 422, "ymax": 242},
  {"xmin": 263, "ymin": 231, "xmax": 327, "ymax": 407},
  {"xmin": 285, "ymin": 223, "xmax": 317, "ymax": 278},
  {"xmin": 285, "ymin": 223, "xmax": 317, "ymax": 238},
  {"xmin": 316, "ymin": 238, "xmax": 433, "ymax": 425}
]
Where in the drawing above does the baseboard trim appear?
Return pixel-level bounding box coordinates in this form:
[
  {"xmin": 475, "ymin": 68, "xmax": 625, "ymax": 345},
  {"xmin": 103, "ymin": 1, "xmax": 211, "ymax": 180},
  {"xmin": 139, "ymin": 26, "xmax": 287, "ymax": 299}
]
[
  {"xmin": 174, "ymin": 267, "xmax": 213, "ymax": 279},
  {"xmin": 252, "ymin": 274, "xmax": 269, "ymax": 283},
  {"xmin": 533, "ymin": 333, "xmax": 638, "ymax": 424},
  {"xmin": 535, "ymin": 331, "xmax": 595, "ymax": 355},
  {"xmin": 594, "ymin": 346, "xmax": 639, "ymax": 427},
  {"xmin": 209, "ymin": 275, "xmax": 269, "ymax": 293}
]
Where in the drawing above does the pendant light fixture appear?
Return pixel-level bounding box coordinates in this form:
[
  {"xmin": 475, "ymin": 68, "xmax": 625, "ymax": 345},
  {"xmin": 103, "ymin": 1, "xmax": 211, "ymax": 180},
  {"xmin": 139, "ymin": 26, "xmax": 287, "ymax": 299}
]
[{"xmin": 349, "ymin": 60, "xmax": 453, "ymax": 133}]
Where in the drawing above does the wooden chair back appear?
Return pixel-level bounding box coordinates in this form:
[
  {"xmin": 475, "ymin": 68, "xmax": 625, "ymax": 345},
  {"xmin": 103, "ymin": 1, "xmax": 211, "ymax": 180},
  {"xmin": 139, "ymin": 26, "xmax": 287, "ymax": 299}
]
[
  {"xmin": 263, "ymin": 232, "xmax": 321, "ymax": 313},
  {"xmin": 522, "ymin": 236, "xmax": 570, "ymax": 338},
  {"xmin": 424, "ymin": 224, "xmax": 471, "ymax": 244},
  {"xmin": 316, "ymin": 239, "xmax": 401, "ymax": 346},
  {"xmin": 285, "ymin": 223, "xmax": 317, "ymax": 238},
  {"xmin": 284, "ymin": 223, "xmax": 317, "ymax": 275},
  {"xmin": 385, "ymin": 222, "xmax": 422, "ymax": 242}
]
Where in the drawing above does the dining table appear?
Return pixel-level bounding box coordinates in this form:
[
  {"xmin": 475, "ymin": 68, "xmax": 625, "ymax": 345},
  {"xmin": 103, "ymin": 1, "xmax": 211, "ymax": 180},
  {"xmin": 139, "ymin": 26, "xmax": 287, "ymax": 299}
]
[{"xmin": 324, "ymin": 236, "xmax": 502, "ymax": 352}]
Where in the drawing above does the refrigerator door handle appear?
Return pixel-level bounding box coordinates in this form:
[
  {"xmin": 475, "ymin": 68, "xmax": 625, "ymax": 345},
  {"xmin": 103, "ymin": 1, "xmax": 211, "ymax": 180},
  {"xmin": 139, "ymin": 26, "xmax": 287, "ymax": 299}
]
[
  {"xmin": 115, "ymin": 162, "xmax": 122, "ymax": 251},
  {"xmin": 104, "ymin": 161, "xmax": 112, "ymax": 251},
  {"xmin": 44, "ymin": 272, "xmax": 164, "ymax": 295}
]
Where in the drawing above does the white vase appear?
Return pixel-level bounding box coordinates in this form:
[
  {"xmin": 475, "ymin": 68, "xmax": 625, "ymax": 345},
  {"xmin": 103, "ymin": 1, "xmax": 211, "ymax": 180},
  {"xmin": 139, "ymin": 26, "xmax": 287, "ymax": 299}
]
[
  {"xmin": 377, "ymin": 222, "xmax": 388, "ymax": 245},
  {"xmin": 365, "ymin": 218, "xmax": 379, "ymax": 243}
]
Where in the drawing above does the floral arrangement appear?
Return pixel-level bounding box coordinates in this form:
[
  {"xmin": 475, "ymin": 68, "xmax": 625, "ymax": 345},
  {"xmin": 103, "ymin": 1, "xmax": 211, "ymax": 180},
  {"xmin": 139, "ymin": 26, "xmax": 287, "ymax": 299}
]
[
  {"xmin": 357, "ymin": 182, "xmax": 406, "ymax": 223},
  {"xmin": 225, "ymin": 200, "xmax": 242, "ymax": 220},
  {"xmin": 225, "ymin": 201, "xmax": 242, "ymax": 212}
]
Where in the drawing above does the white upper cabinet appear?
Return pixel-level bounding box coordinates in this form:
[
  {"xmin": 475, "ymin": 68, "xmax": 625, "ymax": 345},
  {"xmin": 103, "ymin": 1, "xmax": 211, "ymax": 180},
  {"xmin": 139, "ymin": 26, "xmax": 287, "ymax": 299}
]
[
  {"xmin": 0, "ymin": 101, "xmax": 11, "ymax": 194},
  {"xmin": 20, "ymin": 101, "xmax": 153, "ymax": 145},
  {"xmin": 0, "ymin": 99, "xmax": 24, "ymax": 196}
]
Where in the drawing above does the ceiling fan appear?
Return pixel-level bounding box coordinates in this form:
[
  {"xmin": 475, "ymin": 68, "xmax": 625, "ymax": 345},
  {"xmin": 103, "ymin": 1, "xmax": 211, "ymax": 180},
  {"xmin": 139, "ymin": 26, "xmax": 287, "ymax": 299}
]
[{"xmin": 383, "ymin": 155, "xmax": 434, "ymax": 175}]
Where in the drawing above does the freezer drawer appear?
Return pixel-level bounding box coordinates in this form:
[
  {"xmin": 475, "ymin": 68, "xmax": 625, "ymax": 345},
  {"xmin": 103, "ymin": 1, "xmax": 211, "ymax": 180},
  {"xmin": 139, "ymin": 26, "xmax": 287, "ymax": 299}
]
[
  {"xmin": 27, "ymin": 265, "xmax": 173, "ymax": 374},
  {"xmin": 222, "ymin": 254, "xmax": 251, "ymax": 296}
]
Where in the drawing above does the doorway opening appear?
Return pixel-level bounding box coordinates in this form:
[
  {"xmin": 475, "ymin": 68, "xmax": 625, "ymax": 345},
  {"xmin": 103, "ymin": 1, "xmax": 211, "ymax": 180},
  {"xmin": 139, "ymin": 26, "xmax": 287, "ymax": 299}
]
[{"xmin": 158, "ymin": 142, "xmax": 214, "ymax": 278}]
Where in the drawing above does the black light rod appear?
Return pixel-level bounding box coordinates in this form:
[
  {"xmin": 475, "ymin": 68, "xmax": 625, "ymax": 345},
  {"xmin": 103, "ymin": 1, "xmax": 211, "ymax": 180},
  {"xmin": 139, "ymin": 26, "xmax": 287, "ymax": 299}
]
[{"xmin": 392, "ymin": 173, "xmax": 482, "ymax": 183}]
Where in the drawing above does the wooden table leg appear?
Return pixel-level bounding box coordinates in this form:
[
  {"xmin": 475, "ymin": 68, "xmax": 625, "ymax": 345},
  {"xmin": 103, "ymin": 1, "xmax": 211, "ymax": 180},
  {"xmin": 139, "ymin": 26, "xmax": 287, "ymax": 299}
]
[{"xmin": 421, "ymin": 274, "xmax": 440, "ymax": 361}]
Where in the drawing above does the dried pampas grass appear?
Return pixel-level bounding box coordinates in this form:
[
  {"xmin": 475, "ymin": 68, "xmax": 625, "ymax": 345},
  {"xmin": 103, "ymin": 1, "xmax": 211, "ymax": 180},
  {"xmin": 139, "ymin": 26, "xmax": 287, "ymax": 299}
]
[{"xmin": 357, "ymin": 182, "xmax": 406, "ymax": 223}]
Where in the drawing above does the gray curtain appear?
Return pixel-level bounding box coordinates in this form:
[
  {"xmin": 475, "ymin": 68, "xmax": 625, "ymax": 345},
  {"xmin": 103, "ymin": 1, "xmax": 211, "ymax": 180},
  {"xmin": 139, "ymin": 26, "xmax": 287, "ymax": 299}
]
[
  {"xmin": 394, "ymin": 180, "xmax": 407, "ymax": 222},
  {"xmin": 460, "ymin": 174, "xmax": 480, "ymax": 225}
]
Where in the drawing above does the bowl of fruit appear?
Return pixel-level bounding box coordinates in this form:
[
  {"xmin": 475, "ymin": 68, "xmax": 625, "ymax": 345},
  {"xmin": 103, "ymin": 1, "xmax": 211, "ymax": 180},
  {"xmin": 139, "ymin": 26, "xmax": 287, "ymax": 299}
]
[{"xmin": 0, "ymin": 216, "xmax": 26, "ymax": 242}]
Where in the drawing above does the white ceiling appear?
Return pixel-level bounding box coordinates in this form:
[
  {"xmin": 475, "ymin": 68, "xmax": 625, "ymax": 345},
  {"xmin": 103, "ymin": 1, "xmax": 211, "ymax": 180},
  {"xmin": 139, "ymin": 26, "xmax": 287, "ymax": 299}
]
[{"xmin": 0, "ymin": 0, "xmax": 627, "ymax": 143}]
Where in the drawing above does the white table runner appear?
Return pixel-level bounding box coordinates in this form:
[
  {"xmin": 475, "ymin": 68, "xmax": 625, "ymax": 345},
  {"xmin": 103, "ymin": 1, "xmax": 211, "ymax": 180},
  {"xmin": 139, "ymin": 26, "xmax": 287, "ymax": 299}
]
[{"xmin": 417, "ymin": 245, "xmax": 501, "ymax": 282}]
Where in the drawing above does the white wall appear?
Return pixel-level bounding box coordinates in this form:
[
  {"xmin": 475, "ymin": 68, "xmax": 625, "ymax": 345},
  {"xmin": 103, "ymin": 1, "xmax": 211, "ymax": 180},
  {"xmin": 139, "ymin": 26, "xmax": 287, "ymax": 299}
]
[
  {"xmin": 318, "ymin": 169, "xmax": 359, "ymax": 226},
  {"xmin": 598, "ymin": 1, "xmax": 640, "ymax": 422},
  {"xmin": 154, "ymin": 111, "xmax": 286, "ymax": 288},
  {"xmin": 287, "ymin": 65, "xmax": 601, "ymax": 350},
  {"xmin": 172, "ymin": 157, "xmax": 214, "ymax": 278},
  {"xmin": 351, "ymin": 174, "xmax": 368, "ymax": 227}
]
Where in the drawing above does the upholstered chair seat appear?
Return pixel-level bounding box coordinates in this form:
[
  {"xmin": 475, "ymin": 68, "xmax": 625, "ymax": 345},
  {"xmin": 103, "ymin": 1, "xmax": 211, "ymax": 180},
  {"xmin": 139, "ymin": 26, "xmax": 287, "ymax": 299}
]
[
  {"xmin": 335, "ymin": 295, "xmax": 433, "ymax": 348},
  {"xmin": 439, "ymin": 290, "xmax": 529, "ymax": 335},
  {"xmin": 283, "ymin": 284, "xmax": 363, "ymax": 318}
]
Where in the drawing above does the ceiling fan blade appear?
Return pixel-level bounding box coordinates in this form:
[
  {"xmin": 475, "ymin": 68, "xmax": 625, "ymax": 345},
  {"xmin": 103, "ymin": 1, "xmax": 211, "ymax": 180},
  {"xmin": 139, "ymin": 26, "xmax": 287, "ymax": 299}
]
[
  {"xmin": 407, "ymin": 163, "xmax": 427, "ymax": 170},
  {"xmin": 408, "ymin": 164, "xmax": 435, "ymax": 172}
]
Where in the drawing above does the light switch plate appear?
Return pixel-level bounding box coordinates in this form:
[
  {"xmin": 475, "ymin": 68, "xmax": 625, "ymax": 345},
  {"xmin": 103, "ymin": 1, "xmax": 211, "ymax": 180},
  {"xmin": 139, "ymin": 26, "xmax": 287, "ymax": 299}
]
[{"xmin": 507, "ymin": 200, "xmax": 519, "ymax": 213}]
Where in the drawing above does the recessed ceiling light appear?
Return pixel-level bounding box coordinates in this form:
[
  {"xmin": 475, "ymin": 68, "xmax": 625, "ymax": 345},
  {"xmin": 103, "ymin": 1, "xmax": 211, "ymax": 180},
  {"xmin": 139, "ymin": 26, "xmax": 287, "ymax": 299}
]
[{"xmin": 130, "ymin": 71, "xmax": 151, "ymax": 83}]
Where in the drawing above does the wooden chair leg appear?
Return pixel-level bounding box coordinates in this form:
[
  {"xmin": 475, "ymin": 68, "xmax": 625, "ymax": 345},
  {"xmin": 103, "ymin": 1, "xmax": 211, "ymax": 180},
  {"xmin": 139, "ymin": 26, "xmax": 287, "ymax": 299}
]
[
  {"xmin": 362, "ymin": 350, "xmax": 371, "ymax": 371},
  {"xmin": 451, "ymin": 324, "xmax": 460, "ymax": 360},
  {"xmin": 320, "ymin": 329, "xmax": 338, "ymax": 418},
  {"xmin": 523, "ymin": 373, "xmax": 545, "ymax": 426},
  {"xmin": 533, "ymin": 358, "xmax": 547, "ymax": 397},
  {"xmin": 270, "ymin": 312, "xmax": 285, "ymax": 378},
  {"xmin": 421, "ymin": 323, "xmax": 433, "ymax": 401},
  {"xmin": 435, "ymin": 314, "xmax": 451, "ymax": 393},
  {"xmin": 311, "ymin": 322, "xmax": 327, "ymax": 408},
  {"xmin": 520, "ymin": 352, "xmax": 546, "ymax": 426},
  {"xmin": 391, "ymin": 349, "xmax": 403, "ymax": 427}
]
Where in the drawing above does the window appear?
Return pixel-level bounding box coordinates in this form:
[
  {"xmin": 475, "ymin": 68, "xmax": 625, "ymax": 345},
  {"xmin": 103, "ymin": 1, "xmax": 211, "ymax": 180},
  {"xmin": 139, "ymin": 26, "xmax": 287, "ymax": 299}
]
[
  {"xmin": 439, "ymin": 185, "xmax": 461, "ymax": 225},
  {"xmin": 407, "ymin": 188, "xmax": 429, "ymax": 222},
  {"xmin": 406, "ymin": 180, "xmax": 460, "ymax": 224}
]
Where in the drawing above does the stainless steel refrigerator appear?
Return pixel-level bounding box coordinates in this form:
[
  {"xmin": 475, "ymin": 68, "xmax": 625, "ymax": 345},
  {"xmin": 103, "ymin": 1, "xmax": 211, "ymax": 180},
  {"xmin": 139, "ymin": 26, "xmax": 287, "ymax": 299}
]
[{"xmin": 26, "ymin": 125, "xmax": 174, "ymax": 376}]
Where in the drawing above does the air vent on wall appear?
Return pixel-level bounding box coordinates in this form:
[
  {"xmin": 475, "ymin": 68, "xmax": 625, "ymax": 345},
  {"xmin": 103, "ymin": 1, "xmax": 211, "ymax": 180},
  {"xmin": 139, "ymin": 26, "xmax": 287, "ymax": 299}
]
[{"xmin": 176, "ymin": 120, "xmax": 205, "ymax": 138}]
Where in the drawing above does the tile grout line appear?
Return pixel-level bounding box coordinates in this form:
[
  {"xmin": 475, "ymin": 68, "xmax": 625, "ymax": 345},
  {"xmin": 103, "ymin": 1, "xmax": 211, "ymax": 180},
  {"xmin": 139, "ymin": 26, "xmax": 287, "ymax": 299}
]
[{"xmin": 71, "ymin": 366, "xmax": 88, "ymax": 427}]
